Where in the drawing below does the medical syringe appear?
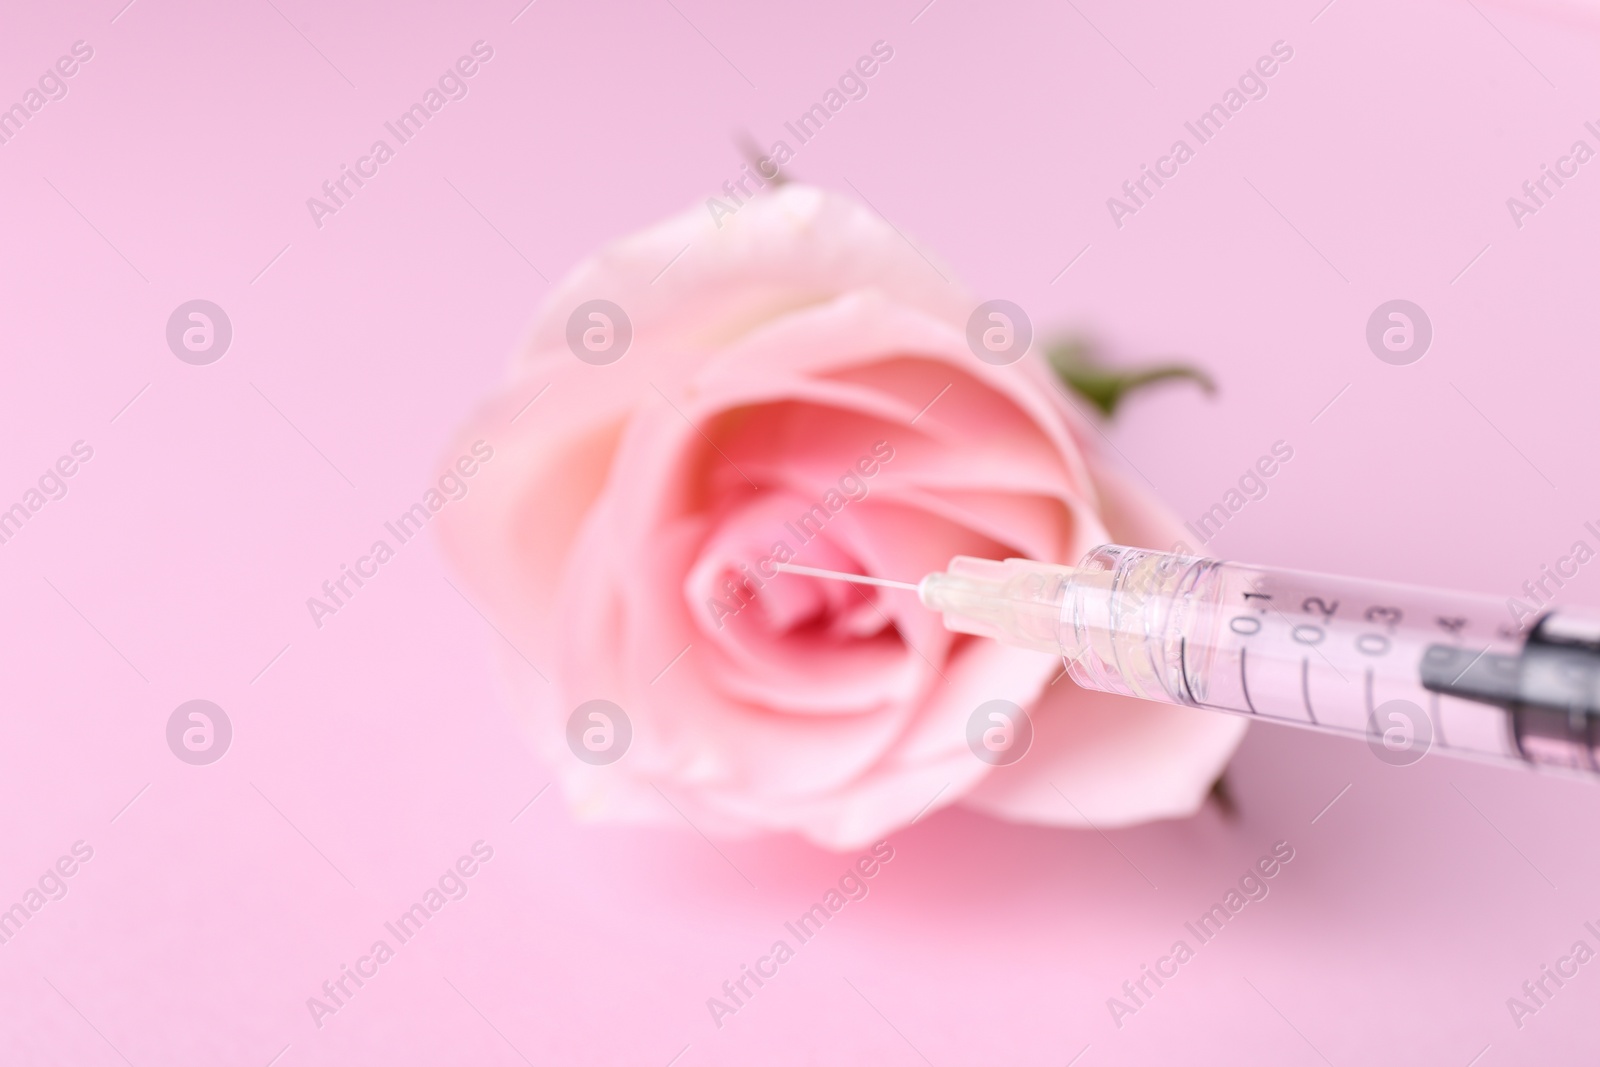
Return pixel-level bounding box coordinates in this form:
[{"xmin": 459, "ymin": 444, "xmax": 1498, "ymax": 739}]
[{"xmin": 777, "ymin": 545, "xmax": 1600, "ymax": 777}]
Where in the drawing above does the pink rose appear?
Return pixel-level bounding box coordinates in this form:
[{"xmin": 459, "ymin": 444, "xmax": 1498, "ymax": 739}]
[{"xmin": 437, "ymin": 184, "xmax": 1245, "ymax": 849}]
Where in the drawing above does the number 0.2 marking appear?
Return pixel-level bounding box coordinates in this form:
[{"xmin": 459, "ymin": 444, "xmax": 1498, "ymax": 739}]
[{"xmin": 1291, "ymin": 625, "xmax": 1326, "ymax": 646}]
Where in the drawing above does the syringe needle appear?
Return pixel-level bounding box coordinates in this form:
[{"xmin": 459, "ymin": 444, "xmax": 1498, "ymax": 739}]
[{"xmin": 772, "ymin": 562, "xmax": 922, "ymax": 592}]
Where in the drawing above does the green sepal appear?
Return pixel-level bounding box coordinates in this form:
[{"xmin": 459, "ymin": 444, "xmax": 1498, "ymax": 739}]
[{"xmin": 1047, "ymin": 338, "xmax": 1215, "ymax": 418}]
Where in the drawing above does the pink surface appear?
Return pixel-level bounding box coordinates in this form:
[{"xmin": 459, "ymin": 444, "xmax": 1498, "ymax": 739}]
[{"xmin": 3, "ymin": 0, "xmax": 1599, "ymax": 1063}]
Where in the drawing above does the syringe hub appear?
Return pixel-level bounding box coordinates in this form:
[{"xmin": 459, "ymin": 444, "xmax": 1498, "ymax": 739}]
[{"xmin": 918, "ymin": 557, "xmax": 1078, "ymax": 656}]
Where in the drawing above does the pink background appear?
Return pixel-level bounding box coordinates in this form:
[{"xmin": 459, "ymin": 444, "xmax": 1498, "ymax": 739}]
[{"xmin": 3, "ymin": 0, "xmax": 1600, "ymax": 1062}]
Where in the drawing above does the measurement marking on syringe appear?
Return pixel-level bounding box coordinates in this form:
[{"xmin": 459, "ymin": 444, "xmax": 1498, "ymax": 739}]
[
  {"xmin": 1180, "ymin": 636, "xmax": 1243, "ymax": 714},
  {"xmin": 1300, "ymin": 659, "xmax": 1318, "ymax": 724},
  {"xmin": 1178, "ymin": 636, "xmax": 1200, "ymax": 707},
  {"xmin": 1239, "ymin": 647, "xmax": 1258, "ymax": 714},
  {"xmin": 1362, "ymin": 667, "xmax": 1380, "ymax": 740},
  {"xmin": 1264, "ymin": 600, "xmax": 1347, "ymax": 682}
]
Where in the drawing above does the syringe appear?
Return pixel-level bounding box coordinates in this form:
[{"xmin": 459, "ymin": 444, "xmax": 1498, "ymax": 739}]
[{"xmin": 777, "ymin": 545, "xmax": 1600, "ymax": 778}]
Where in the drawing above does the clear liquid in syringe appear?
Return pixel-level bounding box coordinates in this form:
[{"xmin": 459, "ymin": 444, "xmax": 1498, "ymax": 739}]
[{"xmin": 1060, "ymin": 545, "xmax": 1600, "ymax": 775}]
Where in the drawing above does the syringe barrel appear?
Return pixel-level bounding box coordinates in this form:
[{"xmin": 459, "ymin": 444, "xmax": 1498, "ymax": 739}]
[{"xmin": 1060, "ymin": 545, "xmax": 1600, "ymax": 776}]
